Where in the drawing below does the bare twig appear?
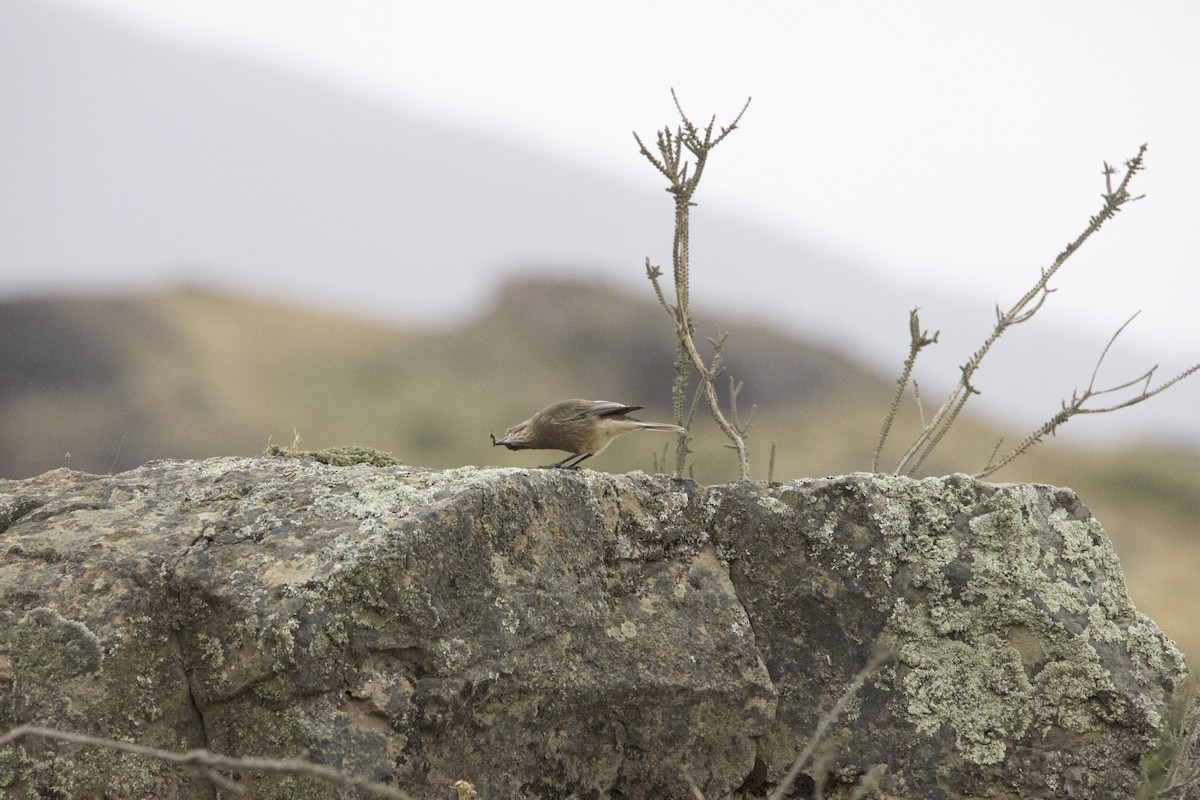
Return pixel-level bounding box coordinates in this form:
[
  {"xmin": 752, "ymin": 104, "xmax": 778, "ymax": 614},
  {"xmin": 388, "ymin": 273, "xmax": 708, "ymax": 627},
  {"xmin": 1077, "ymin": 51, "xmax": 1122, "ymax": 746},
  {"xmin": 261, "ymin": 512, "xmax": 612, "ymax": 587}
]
[
  {"xmin": 848, "ymin": 764, "xmax": 888, "ymax": 799},
  {"xmin": 873, "ymin": 308, "xmax": 939, "ymax": 471},
  {"xmin": 652, "ymin": 439, "xmax": 671, "ymax": 474},
  {"xmin": 728, "ymin": 374, "xmax": 756, "ymax": 440},
  {"xmin": 0, "ymin": 725, "xmax": 415, "ymax": 800},
  {"xmin": 882, "ymin": 145, "xmax": 1173, "ymax": 476},
  {"xmin": 898, "ymin": 146, "xmax": 1147, "ymax": 474},
  {"xmin": 914, "ymin": 382, "xmax": 927, "ymax": 430},
  {"xmin": 107, "ymin": 433, "xmax": 126, "ymax": 474},
  {"xmin": 975, "ymin": 313, "xmax": 1199, "ymax": 478},
  {"xmin": 683, "ymin": 770, "xmax": 708, "ymax": 800},
  {"xmin": 637, "ymin": 90, "xmax": 753, "ymax": 480}
]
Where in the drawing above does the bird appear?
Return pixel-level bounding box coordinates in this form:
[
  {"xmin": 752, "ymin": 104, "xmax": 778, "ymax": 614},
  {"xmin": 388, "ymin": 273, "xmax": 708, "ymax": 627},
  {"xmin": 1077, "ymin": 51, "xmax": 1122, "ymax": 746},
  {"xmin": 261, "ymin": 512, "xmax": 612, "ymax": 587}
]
[{"xmin": 491, "ymin": 399, "xmax": 685, "ymax": 469}]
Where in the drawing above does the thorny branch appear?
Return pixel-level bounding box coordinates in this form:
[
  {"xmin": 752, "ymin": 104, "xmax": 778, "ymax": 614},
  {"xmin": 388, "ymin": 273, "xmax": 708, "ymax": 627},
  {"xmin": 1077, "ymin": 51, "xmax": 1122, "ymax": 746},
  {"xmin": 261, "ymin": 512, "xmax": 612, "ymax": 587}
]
[
  {"xmin": 876, "ymin": 144, "xmax": 1195, "ymax": 476},
  {"xmin": 873, "ymin": 308, "xmax": 939, "ymax": 471},
  {"xmin": 975, "ymin": 313, "xmax": 1200, "ymax": 478}
]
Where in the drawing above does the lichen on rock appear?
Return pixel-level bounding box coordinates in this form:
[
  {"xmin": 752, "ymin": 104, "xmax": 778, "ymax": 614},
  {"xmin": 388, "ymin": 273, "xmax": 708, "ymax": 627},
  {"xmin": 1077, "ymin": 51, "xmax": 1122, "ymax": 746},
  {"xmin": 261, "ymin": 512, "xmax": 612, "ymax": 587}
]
[{"xmin": 0, "ymin": 458, "xmax": 1185, "ymax": 799}]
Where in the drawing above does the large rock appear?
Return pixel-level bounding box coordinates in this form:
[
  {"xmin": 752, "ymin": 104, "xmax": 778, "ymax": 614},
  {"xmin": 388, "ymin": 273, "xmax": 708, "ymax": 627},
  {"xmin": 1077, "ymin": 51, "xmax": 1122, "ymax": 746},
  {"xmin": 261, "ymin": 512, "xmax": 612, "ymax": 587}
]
[{"xmin": 0, "ymin": 458, "xmax": 1185, "ymax": 798}]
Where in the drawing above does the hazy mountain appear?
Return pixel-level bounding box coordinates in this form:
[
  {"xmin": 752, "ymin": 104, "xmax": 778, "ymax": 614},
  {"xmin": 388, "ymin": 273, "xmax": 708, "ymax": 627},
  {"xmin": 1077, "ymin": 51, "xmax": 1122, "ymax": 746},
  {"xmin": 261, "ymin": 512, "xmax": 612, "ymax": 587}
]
[
  {"xmin": 0, "ymin": 278, "xmax": 887, "ymax": 479},
  {"xmin": 1, "ymin": 0, "xmax": 1196, "ymax": 446}
]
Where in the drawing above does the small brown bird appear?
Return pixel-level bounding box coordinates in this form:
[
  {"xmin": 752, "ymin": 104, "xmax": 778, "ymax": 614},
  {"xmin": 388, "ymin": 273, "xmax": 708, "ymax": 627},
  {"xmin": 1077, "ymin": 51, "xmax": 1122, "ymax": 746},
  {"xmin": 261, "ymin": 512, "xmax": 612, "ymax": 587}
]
[{"xmin": 492, "ymin": 399, "xmax": 685, "ymax": 469}]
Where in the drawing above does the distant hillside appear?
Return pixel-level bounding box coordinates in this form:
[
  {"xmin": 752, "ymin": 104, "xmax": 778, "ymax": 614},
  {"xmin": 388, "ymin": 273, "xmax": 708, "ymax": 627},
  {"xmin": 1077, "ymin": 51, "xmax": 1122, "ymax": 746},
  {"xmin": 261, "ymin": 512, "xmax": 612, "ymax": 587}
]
[
  {"xmin": 1, "ymin": 278, "xmax": 1197, "ymax": 662},
  {"xmin": 0, "ymin": 278, "xmax": 891, "ymax": 480}
]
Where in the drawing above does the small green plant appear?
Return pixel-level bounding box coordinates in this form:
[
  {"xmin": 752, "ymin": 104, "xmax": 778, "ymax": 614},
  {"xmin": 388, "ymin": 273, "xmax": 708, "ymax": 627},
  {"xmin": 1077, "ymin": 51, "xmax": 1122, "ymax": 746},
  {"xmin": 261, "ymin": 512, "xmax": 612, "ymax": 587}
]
[
  {"xmin": 635, "ymin": 90, "xmax": 754, "ymax": 480},
  {"xmin": 265, "ymin": 430, "xmax": 398, "ymax": 467},
  {"xmin": 874, "ymin": 145, "xmax": 1199, "ymax": 477},
  {"xmin": 1138, "ymin": 674, "xmax": 1200, "ymax": 800}
]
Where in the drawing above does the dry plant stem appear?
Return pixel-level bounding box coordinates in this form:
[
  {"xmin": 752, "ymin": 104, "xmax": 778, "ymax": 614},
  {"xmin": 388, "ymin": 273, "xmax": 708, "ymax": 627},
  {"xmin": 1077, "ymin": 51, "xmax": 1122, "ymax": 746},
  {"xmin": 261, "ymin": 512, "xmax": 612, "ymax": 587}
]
[
  {"xmin": 637, "ymin": 90, "xmax": 752, "ymax": 480},
  {"xmin": 974, "ymin": 313, "xmax": 1199, "ymax": 478},
  {"xmin": 658, "ymin": 365, "xmax": 704, "ymax": 476},
  {"xmin": 648, "ymin": 256, "xmax": 695, "ymax": 476},
  {"xmin": 684, "ymin": 773, "xmax": 708, "ymax": 800},
  {"xmin": 652, "ymin": 440, "xmax": 670, "ymax": 474},
  {"xmin": 848, "ymin": 764, "xmax": 888, "ymax": 799},
  {"xmin": 892, "ymin": 145, "xmax": 1149, "ymax": 476},
  {"xmin": 914, "ymin": 382, "xmax": 928, "ymax": 429},
  {"xmin": 727, "ymin": 373, "xmax": 756, "ymax": 439},
  {"xmin": 767, "ymin": 646, "xmax": 895, "ymax": 800},
  {"xmin": 675, "ymin": 280, "xmax": 751, "ymax": 479},
  {"xmin": 0, "ymin": 725, "xmax": 415, "ymax": 800},
  {"xmin": 873, "ymin": 308, "xmax": 938, "ymax": 471}
]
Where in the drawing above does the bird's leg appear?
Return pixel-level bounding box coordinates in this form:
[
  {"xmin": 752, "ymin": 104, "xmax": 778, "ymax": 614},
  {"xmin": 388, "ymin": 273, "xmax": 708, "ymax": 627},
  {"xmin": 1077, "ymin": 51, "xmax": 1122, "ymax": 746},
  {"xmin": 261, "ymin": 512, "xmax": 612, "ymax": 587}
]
[
  {"xmin": 563, "ymin": 453, "xmax": 594, "ymax": 469},
  {"xmin": 541, "ymin": 452, "xmax": 594, "ymax": 469},
  {"xmin": 540, "ymin": 453, "xmax": 579, "ymax": 468}
]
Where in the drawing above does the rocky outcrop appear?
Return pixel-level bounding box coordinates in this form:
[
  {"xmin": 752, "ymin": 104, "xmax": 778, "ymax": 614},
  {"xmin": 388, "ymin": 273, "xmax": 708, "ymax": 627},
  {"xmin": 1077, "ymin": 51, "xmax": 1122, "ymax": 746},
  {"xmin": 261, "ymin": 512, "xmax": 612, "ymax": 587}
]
[{"xmin": 0, "ymin": 458, "xmax": 1185, "ymax": 798}]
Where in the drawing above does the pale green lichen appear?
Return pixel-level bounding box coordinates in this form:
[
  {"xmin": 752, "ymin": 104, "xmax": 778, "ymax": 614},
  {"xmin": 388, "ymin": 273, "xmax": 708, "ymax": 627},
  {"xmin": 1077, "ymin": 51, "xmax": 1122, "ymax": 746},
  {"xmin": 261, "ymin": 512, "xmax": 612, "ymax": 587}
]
[
  {"xmin": 605, "ymin": 621, "xmax": 639, "ymax": 641},
  {"xmin": 809, "ymin": 517, "xmax": 837, "ymax": 547},
  {"xmin": 310, "ymin": 473, "xmax": 431, "ymax": 522},
  {"xmin": 1032, "ymin": 648, "xmax": 1109, "ymax": 733},
  {"xmin": 494, "ymin": 599, "xmax": 522, "ymax": 635},
  {"xmin": 1125, "ymin": 617, "xmax": 1185, "ymax": 676},
  {"xmin": 610, "ymin": 531, "xmax": 635, "ymax": 560},
  {"xmin": 871, "ymin": 477, "xmax": 1177, "ymax": 766},
  {"xmin": 657, "ymin": 489, "xmax": 693, "ymax": 522},
  {"xmin": 703, "ymin": 489, "xmax": 727, "ymax": 529},
  {"xmin": 437, "ymin": 637, "xmax": 475, "ymax": 671},
  {"xmin": 195, "ymin": 632, "xmax": 226, "ymax": 670},
  {"xmin": 491, "ymin": 553, "xmax": 518, "ymax": 587},
  {"xmin": 895, "ymin": 610, "xmax": 1032, "ymax": 765},
  {"xmin": 756, "ymin": 495, "xmax": 791, "ymax": 517}
]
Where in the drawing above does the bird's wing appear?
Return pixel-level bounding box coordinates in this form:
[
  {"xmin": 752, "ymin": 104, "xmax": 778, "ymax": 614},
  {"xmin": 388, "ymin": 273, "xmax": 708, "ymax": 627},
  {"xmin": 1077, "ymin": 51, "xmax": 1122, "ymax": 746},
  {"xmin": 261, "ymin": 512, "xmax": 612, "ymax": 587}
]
[
  {"xmin": 543, "ymin": 400, "xmax": 644, "ymax": 424},
  {"xmin": 582, "ymin": 400, "xmax": 644, "ymax": 419}
]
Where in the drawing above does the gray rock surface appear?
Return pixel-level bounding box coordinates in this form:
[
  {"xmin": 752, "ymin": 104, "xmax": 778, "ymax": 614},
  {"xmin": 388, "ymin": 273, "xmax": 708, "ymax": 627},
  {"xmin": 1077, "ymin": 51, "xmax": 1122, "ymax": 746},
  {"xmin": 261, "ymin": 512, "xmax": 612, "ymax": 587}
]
[{"xmin": 0, "ymin": 458, "xmax": 1186, "ymax": 798}]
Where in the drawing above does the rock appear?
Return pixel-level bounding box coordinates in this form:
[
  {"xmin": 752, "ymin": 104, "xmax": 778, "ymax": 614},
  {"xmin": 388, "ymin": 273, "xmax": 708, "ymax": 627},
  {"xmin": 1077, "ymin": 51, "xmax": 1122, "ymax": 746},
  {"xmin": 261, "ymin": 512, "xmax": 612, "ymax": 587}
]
[
  {"xmin": 712, "ymin": 474, "xmax": 1185, "ymax": 798},
  {"xmin": 0, "ymin": 458, "xmax": 1185, "ymax": 798}
]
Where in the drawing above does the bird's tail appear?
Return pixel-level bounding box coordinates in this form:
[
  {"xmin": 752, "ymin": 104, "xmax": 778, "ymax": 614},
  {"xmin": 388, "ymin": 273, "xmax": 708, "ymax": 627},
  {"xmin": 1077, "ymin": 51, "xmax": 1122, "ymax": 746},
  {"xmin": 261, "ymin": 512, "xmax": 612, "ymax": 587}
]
[{"xmin": 633, "ymin": 422, "xmax": 686, "ymax": 432}]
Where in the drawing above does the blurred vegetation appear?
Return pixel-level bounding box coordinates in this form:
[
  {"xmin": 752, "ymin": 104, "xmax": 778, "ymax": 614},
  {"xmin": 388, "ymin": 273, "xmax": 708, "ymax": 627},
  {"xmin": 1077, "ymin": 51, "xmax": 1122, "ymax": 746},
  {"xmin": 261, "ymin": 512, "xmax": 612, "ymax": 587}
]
[{"xmin": 0, "ymin": 278, "xmax": 1196, "ymax": 661}]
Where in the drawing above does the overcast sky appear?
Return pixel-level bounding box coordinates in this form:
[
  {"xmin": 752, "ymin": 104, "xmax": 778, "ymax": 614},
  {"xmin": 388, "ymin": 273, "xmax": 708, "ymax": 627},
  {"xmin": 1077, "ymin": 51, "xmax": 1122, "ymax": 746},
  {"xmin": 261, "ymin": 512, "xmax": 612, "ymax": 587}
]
[
  {"xmin": 5, "ymin": 0, "xmax": 1197, "ymax": 447},
  {"xmin": 40, "ymin": 0, "xmax": 1199, "ymax": 370}
]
